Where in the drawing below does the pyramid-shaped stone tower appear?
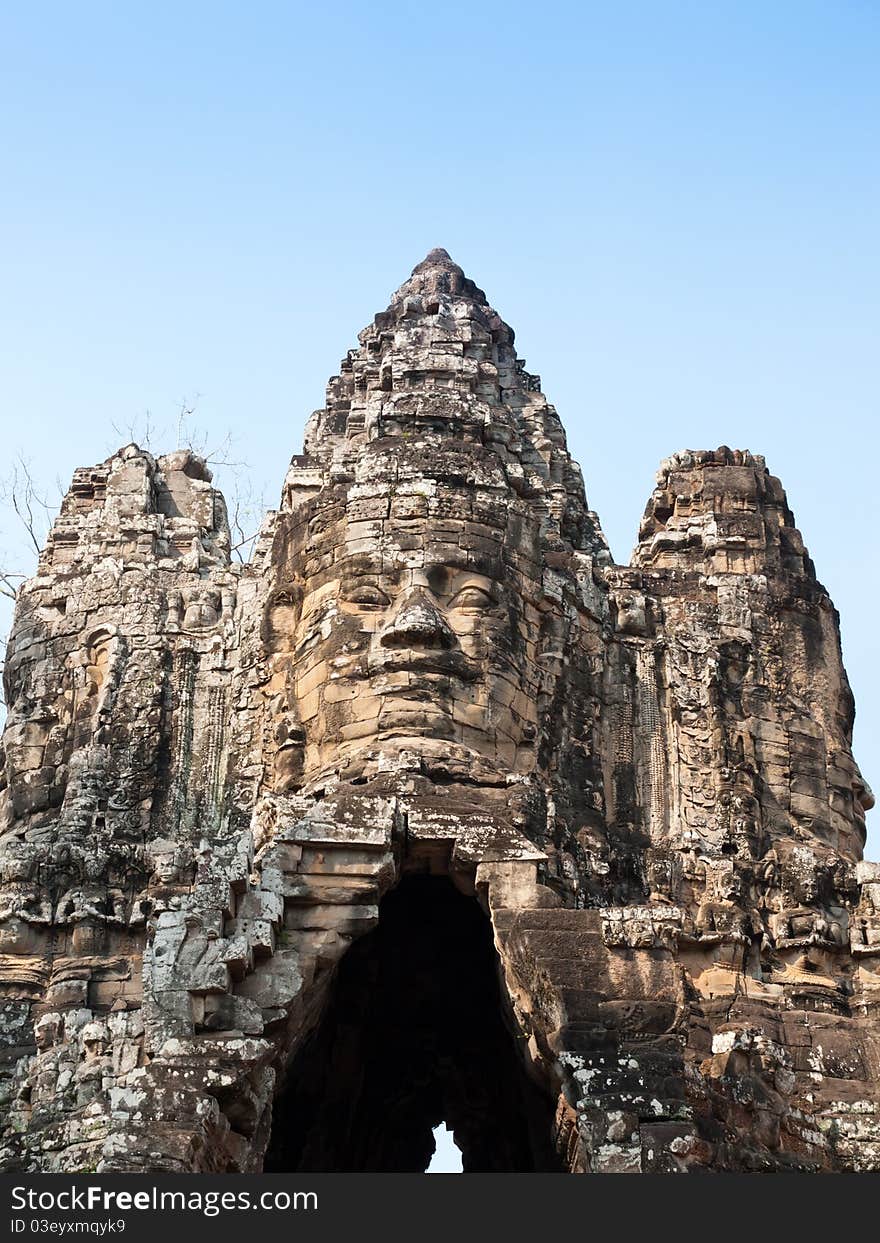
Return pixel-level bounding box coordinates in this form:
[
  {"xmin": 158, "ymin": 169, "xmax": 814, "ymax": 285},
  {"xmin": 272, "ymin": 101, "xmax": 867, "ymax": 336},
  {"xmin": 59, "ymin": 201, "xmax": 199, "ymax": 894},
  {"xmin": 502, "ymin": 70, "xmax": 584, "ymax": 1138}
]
[{"xmin": 0, "ymin": 251, "xmax": 877, "ymax": 1172}]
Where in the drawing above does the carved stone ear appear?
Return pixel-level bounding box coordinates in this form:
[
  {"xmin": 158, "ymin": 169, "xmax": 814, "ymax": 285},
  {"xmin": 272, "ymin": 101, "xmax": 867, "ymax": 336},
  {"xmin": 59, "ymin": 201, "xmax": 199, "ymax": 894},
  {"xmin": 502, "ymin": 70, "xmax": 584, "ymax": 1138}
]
[
  {"xmin": 261, "ymin": 584, "xmax": 303, "ymax": 648},
  {"xmin": 273, "ymin": 742, "xmax": 305, "ymax": 793},
  {"xmin": 85, "ymin": 624, "xmax": 118, "ymax": 653}
]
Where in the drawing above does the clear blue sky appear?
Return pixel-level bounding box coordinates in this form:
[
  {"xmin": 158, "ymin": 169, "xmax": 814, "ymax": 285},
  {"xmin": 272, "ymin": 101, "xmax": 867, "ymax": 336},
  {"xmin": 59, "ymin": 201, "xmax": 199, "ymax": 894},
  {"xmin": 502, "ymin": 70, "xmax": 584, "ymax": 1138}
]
[{"xmin": 0, "ymin": 5, "xmax": 876, "ymax": 828}]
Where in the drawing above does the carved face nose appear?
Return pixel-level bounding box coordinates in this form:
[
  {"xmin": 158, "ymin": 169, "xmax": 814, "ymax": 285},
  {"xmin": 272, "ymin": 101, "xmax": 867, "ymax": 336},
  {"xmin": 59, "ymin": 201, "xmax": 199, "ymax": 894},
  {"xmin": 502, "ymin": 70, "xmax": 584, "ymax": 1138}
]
[
  {"xmin": 379, "ymin": 586, "xmax": 456, "ymax": 650},
  {"xmin": 854, "ymin": 774, "xmax": 875, "ymax": 816}
]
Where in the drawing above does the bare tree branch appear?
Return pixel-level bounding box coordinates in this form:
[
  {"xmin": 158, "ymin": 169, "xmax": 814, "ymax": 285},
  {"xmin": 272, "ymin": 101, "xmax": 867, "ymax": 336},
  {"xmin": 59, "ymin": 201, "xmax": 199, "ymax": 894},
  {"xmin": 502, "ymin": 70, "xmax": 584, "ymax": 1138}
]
[
  {"xmin": 0, "ymin": 457, "xmax": 62, "ymax": 717},
  {"xmin": 2, "ymin": 399, "xmax": 264, "ymax": 615},
  {"xmin": 176, "ymin": 393, "xmax": 201, "ymax": 451},
  {"xmin": 173, "ymin": 398, "xmax": 249, "ymax": 472},
  {"xmin": 1, "ymin": 456, "xmax": 57, "ymax": 558},
  {"xmin": 227, "ymin": 475, "xmax": 265, "ymax": 563},
  {"xmin": 0, "ymin": 455, "xmax": 59, "ymax": 574},
  {"xmin": 0, "ymin": 406, "xmax": 266, "ymax": 725},
  {"xmin": 0, "ymin": 570, "xmax": 25, "ymax": 602},
  {"xmin": 110, "ymin": 408, "xmax": 158, "ymax": 454}
]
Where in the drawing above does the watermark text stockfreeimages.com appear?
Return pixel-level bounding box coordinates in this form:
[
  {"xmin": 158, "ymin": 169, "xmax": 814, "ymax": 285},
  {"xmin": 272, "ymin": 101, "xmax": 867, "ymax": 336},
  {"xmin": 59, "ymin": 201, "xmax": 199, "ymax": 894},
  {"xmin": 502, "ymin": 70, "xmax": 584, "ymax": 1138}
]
[{"xmin": 10, "ymin": 1185, "xmax": 317, "ymax": 1219}]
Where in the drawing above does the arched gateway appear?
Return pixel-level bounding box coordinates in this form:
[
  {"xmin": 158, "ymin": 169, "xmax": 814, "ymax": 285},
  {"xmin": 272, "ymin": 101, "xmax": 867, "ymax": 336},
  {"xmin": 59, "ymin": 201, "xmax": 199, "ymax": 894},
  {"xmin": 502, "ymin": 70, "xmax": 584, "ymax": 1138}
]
[
  {"xmin": 265, "ymin": 874, "xmax": 563, "ymax": 1173},
  {"xmin": 0, "ymin": 250, "xmax": 877, "ymax": 1172}
]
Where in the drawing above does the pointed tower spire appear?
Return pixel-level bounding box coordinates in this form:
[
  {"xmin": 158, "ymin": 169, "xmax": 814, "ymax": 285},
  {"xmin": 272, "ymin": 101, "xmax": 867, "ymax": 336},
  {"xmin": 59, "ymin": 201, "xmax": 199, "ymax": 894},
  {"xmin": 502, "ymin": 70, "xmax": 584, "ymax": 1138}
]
[
  {"xmin": 282, "ymin": 251, "xmax": 608, "ymax": 557},
  {"xmin": 413, "ymin": 246, "xmax": 457, "ymax": 268},
  {"xmin": 388, "ymin": 247, "xmax": 501, "ymax": 330}
]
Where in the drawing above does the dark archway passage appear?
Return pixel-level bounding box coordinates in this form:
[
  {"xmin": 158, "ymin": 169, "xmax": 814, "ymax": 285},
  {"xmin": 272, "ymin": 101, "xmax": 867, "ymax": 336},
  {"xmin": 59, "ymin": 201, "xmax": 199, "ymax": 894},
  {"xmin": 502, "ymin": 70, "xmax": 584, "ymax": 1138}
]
[{"xmin": 265, "ymin": 875, "xmax": 564, "ymax": 1172}]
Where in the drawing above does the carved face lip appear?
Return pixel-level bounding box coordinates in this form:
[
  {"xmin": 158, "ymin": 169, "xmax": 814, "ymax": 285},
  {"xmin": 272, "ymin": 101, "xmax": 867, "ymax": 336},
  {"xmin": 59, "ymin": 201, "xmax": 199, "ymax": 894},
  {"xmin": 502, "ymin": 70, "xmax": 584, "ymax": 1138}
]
[{"xmin": 365, "ymin": 646, "xmax": 479, "ymax": 683}]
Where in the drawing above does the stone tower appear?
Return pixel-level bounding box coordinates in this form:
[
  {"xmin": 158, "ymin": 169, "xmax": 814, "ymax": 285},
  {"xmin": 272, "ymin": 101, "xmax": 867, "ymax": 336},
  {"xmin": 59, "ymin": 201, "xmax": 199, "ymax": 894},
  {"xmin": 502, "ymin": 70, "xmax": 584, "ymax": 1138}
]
[{"xmin": 0, "ymin": 249, "xmax": 877, "ymax": 1172}]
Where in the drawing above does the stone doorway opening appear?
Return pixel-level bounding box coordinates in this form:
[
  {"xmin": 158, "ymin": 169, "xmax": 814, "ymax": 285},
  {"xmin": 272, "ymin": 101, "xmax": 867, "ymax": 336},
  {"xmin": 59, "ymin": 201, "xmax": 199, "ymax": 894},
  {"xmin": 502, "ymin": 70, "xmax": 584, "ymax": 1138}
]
[{"xmin": 264, "ymin": 874, "xmax": 563, "ymax": 1172}]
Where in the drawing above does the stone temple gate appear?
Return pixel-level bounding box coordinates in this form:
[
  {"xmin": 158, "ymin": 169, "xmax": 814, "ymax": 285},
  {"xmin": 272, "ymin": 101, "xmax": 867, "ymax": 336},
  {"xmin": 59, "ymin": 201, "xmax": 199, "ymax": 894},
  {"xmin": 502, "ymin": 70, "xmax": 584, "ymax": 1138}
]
[{"xmin": 0, "ymin": 249, "xmax": 878, "ymax": 1172}]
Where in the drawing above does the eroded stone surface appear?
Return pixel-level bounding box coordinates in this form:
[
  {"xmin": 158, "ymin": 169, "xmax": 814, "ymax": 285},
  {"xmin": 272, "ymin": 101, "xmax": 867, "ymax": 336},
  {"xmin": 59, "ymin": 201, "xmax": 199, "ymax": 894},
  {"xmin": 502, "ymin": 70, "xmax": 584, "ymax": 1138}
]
[{"xmin": 0, "ymin": 248, "xmax": 876, "ymax": 1172}]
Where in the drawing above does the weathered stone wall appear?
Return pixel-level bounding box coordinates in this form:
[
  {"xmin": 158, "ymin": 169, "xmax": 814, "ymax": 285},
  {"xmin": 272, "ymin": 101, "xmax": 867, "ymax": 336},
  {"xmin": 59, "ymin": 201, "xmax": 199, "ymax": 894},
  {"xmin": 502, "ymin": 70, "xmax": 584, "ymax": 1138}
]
[{"xmin": 0, "ymin": 250, "xmax": 875, "ymax": 1172}]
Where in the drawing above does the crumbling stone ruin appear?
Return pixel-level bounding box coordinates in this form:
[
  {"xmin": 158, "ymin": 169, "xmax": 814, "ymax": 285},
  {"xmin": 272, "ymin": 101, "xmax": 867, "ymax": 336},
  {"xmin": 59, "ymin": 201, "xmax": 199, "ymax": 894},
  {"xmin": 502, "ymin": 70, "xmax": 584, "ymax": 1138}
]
[{"xmin": 0, "ymin": 249, "xmax": 877, "ymax": 1173}]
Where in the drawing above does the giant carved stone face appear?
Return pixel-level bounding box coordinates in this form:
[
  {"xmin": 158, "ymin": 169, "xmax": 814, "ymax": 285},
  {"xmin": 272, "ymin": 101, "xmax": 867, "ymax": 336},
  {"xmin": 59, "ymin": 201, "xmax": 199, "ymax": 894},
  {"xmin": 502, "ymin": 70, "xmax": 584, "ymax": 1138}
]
[{"xmin": 263, "ymin": 453, "xmax": 550, "ymax": 789}]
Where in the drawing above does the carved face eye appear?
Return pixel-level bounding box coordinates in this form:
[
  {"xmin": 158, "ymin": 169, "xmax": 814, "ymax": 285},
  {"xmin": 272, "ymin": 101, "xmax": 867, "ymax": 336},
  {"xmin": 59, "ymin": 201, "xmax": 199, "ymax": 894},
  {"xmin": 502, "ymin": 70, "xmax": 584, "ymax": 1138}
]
[
  {"xmin": 343, "ymin": 584, "xmax": 391, "ymax": 608},
  {"xmin": 447, "ymin": 584, "xmax": 497, "ymax": 611}
]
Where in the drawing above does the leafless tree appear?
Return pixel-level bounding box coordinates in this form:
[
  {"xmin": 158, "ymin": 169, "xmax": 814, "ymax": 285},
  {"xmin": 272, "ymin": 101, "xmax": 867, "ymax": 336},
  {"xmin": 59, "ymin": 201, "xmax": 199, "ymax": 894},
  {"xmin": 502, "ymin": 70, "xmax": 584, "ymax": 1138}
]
[
  {"xmin": 0, "ymin": 568, "xmax": 23, "ymax": 604},
  {"xmin": 171, "ymin": 396, "xmax": 264, "ymax": 560},
  {"xmin": 109, "ymin": 407, "xmax": 160, "ymax": 454},
  {"xmin": 1, "ymin": 456, "xmax": 57, "ymax": 555},
  {"xmin": 5, "ymin": 398, "xmax": 267, "ymax": 601},
  {"xmin": 2, "ymin": 396, "xmax": 265, "ymax": 616},
  {"xmin": 227, "ymin": 475, "xmax": 266, "ymax": 563},
  {"xmin": 111, "ymin": 397, "xmax": 249, "ymax": 476},
  {"xmin": 0, "ymin": 457, "xmax": 62, "ymax": 712},
  {"xmin": 0, "ymin": 456, "xmax": 61, "ymax": 600}
]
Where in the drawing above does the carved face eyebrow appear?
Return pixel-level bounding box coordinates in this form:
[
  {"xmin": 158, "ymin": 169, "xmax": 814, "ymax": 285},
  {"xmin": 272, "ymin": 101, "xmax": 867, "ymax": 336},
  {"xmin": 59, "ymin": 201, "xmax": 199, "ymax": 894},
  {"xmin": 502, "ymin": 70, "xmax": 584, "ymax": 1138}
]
[
  {"xmin": 423, "ymin": 553, "xmax": 479, "ymax": 596},
  {"xmin": 337, "ymin": 552, "xmax": 385, "ymax": 578},
  {"xmin": 340, "ymin": 583, "xmax": 392, "ymax": 607},
  {"xmin": 444, "ymin": 568, "xmax": 497, "ymax": 590},
  {"xmin": 299, "ymin": 557, "xmax": 405, "ymax": 617},
  {"xmin": 445, "ymin": 574, "xmax": 500, "ymax": 609},
  {"xmin": 460, "ymin": 551, "xmax": 504, "ymax": 581},
  {"xmin": 343, "ymin": 566, "xmax": 404, "ymax": 597}
]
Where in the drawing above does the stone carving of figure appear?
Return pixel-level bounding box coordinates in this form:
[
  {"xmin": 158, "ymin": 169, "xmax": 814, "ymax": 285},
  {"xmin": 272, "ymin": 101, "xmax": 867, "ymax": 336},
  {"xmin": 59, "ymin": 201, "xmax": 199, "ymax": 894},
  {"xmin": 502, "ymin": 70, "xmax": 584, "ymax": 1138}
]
[
  {"xmin": 55, "ymin": 853, "xmax": 111, "ymax": 924},
  {"xmin": 613, "ymin": 590, "xmax": 649, "ymax": 636},
  {"xmin": 694, "ymin": 857, "xmax": 749, "ymax": 942},
  {"xmin": 182, "ymin": 587, "xmax": 221, "ymax": 631},
  {"xmin": 146, "ymin": 837, "xmax": 194, "ymax": 890},
  {"xmin": 2, "ymin": 693, "xmax": 63, "ymax": 819},
  {"xmin": 0, "ymin": 842, "xmax": 52, "ymax": 925}
]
